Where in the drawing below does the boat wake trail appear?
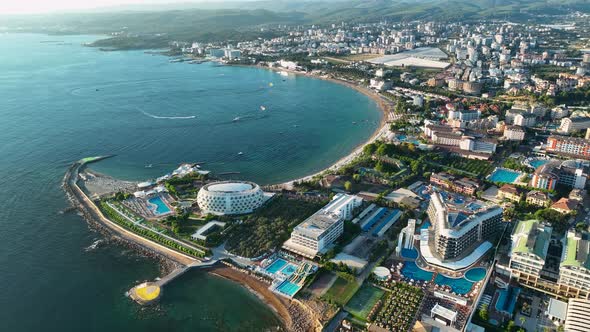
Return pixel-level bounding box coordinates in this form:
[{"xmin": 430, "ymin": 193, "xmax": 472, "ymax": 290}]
[{"xmin": 140, "ymin": 110, "xmax": 196, "ymax": 120}]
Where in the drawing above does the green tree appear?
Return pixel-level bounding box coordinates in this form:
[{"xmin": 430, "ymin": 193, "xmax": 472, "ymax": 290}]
[
  {"xmin": 478, "ymin": 304, "xmax": 489, "ymax": 321},
  {"xmin": 344, "ymin": 181, "xmax": 353, "ymax": 192},
  {"xmin": 506, "ymin": 320, "xmax": 515, "ymax": 332}
]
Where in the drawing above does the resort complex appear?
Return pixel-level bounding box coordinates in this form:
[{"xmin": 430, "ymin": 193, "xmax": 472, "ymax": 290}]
[{"xmin": 51, "ymin": 5, "xmax": 590, "ymax": 332}]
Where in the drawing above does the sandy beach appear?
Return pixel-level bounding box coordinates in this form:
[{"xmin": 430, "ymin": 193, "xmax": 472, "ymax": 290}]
[
  {"xmin": 256, "ymin": 66, "xmax": 392, "ymax": 189},
  {"xmin": 208, "ymin": 264, "xmax": 295, "ymax": 330}
]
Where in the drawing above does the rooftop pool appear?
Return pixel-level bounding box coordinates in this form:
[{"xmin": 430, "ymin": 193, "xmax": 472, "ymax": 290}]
[
  {"xmin": 488, "ymin": 168, "xmax": 522, "ymax": 184},
  {"xmin": 495, "ymin": 287, "xmax": 520, "ymax": 314},
  {"xmin": 148, "ymin": 196, "xmax": 172, "ymax": 215},
  {"xmin": 465, "ymin": 267, "xmax": 487, "ymax": 282}
]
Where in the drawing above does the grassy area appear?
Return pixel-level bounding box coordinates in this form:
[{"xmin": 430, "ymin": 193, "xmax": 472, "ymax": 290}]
[
  {"xmin": 322, "ymin": 276, "xmax": 360, "ymax": 306},
  {"xmin": 345, "ymin": 284, "xmax": 385, "ymax": 320}
]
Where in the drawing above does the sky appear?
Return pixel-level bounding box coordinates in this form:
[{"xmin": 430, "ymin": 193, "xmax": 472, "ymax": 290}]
[{"xmin": 0, "ymin": 0, "xmax": 218, "ymax": 14}]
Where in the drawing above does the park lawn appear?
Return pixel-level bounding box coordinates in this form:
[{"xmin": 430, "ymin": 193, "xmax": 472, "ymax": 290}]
[
  {"xmin": 345, "ymin": 284, "xmax": 385, "ymax": 320},
  {"xmin": 323, "ymin": 276, "xmax": 360, "ymax": 306}
]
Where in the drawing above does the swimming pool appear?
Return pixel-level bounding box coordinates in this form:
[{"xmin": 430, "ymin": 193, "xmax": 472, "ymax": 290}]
[
  {"xmin": 148, "ymin": 196, "xmax": 172, "ymax": 215},
  {"xmin": 401, "ymin": 261, "xmax": 434, "ymax": 281},
  {"xmin": 396, "ymin": 134, "xmax": 421, "ymax": 145},
  {"xmin": 276, "ymin": 280, "xmax": 301, "ymax": 297},
  {"xmin": 465, "ymin": 268, "xmax": 487, "ymax": 282},
  {"xmin": 265, "ymin": 259, "xmax": 288, "ymax": 274},
  {"xmin": 281, "ymin": 264, "xmax": 298, "ymax": 277},
  {"xmin": 495, "ymin": 287, "xmax": 520, "ymax": 314},
  {"xmin": 529, "ymin": 159, "xmax": 548, "ymax": 170},
  {"xmin": 434, "ymin": 274, "xmax": 474, "ymax": 295},
  {"xmin": 401, "ymin": 248, "xmax": 419, "ymax": 259},
  {"xmin": 488, "ymin": 169, "xmax": 522, "ymax": 183}
]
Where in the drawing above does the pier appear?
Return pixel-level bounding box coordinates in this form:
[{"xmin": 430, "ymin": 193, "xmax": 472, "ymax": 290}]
[{"xmin": 128, "ymin": 260, "xmax": 219, "ymax": 305}]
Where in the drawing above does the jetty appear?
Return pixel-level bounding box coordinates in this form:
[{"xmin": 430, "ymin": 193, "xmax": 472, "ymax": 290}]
[{"xmin": 128, "ymin": 260, "xmax": 218, "ymax": 305}]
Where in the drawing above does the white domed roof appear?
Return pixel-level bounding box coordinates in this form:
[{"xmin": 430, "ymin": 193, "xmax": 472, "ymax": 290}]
[{"xmin": 207, "ymin": 182, "xmax": 253, "ymax": 192}]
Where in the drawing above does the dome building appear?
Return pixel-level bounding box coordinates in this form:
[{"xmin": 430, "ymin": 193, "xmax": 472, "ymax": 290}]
[{"xmin": 197, "ymin": 181, "xmax": 264, "ymax": 215}]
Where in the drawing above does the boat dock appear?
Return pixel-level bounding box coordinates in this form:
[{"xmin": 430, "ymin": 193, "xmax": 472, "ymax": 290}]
[{"xmin": 128, "ymin": 259, "xmax": 219, "ymax": 305}]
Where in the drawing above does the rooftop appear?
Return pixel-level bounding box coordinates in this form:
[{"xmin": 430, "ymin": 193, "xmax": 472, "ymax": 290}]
[
  {"xmin": 511, "ymin": 220, "xmax": 552, "ymax": 260},
  {"xmin": 206, "ymin": 181, "xmax": 255, "ymax": 192},
  {"xmin": 562, "ymin": 231, "xmax": 590, "ymax": 270}
]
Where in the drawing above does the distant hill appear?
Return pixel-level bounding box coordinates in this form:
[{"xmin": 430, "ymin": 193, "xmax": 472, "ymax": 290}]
[{"xmin": 1, "ymin": 0, "xmax": 588, "ymax": 49}]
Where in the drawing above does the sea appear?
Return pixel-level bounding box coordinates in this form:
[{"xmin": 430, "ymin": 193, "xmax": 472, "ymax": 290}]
[{"xmin": 0, "ymin": 33, "xmax": 381, "ymax": 331}]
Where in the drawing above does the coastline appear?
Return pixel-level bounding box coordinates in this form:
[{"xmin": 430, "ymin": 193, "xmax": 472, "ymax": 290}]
[
  {"xmin": 244, "ymin": 64, "xmax": 392, "ymax": 188},
  {"xmin": 208, "ymin": 264, "xmax": 294, "ymax": 330}
]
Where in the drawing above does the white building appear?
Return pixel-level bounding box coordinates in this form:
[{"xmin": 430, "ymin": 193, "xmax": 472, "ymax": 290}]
[
  {"xmin": 196, "ymin": 181, "xmax": 265, "ymax": 215},
  {"xmin": 503, "ymin": 125, "xmax": 526, "ymax": 141},
  {"xmin": 514, "ymin": 113, "xmax": 537, "ymax": 127},
  {"xmin": 559, "ymin": 117, "xmax": 590, "ymax": 134},
  {"xmin": 565, "ymin": 298, "xmax": 590, "ymax": 332},
  {"xmin": 283, "ymin": 194, "xmax": 362, "ymax": 258}
]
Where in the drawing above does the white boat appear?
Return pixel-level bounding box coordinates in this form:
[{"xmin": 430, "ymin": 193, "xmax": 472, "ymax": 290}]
[
  {"xmin": 279, "ymin": 71, "xmax": 289, "ymax": 77},
  {"xmin": 233, "ymin": 117, "xmax": 240, "ymax": 122},
  {"xmin": 260, "ymin": 106, "xmax": 266, "ymax": 111},
  {"xmin": 238, "ymin": 152, "xmax": 244, "ymax": 155}
]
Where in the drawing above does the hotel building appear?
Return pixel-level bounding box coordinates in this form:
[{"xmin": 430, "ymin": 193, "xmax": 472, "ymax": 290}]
[
  {"xmin": 430, "ymin": 172, "xmax": 480, "ymax": 196},
  {"xmin": 420, "ymin": 191, "xmax": 502, "ymax": 270},
  {"xmin": 509, "ymin": 220, "xmax": 553, "ymax": 286},
  {"xmin": 546, "ymin": 136, "xmax": 590, "ymax": 160},
  {"xmin": 530, "ymin": 160, "xmax": 588, "ymax": 190},
  {"xmin": 283, "ymin": 194, "xmax": 362, "ymax": 258},
  {"xmin": 509, "ymin": 225, "xmax": 590, "ymax": 300}
]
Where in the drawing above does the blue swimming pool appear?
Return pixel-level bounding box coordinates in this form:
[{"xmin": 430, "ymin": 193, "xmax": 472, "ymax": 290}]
[
  {"xmin": 495, "ymin": 287, "xmax": 520, "ymax": 314},
  {"xmin": 401, "ymin": 261, "xmax": 434, "ymax": 281},
  {"xmin": 488, "ymin": 169, "xmax": 522, "ymax": 183},
  {"xmin": 401, "ymin": 248, "xmax": 419, "ymax": 259},
  {"xmin": 396, "ymin": 134, "xmax": 420, "ymax": 145},
  {"xmin": 265, "ymin": 259, "xmax": 288, "ymax": 274},
  {"xmin": 465, "ymin": 268, "xmax": 487, "ymax": 282},
  {"xmin": 281, "ymin": 264, "xmax": 298, "ymax": 277},
  {"xmin": 148, "ymin": 196, "xmax": 172, "ymax": 215},
  {"xmin": 276, "ymin": 280, "xmax": 301, "ymax": 297},
  {"xmin": 529, "ymin": 159, "xmax": 548, "ymax": 170},
  {"xmin": 435, "ymin": 274, "xmax": 474, "ymax": 295}
]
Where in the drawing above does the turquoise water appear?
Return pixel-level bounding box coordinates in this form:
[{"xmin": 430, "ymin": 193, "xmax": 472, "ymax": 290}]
[
  {"xmin": 434, "ymin": 274, "xmax": 473, "ymax": 295},
  {"xmin": 281, "ymin": 264, "xmax": 298, "ymax": 277},
  {"xmin": 401, "ymin": 262, "xmax": 434, "ymax": 281},
  {"xmin": 529, "ymin": 159, "xmax": 548, "ymax": 169},
  {"xmin": 465, "ymin": 268, "xmax": 487, "ymax": 282},
  {"xmin": 401, "ymin": 248, "xmax": 419, "ymax": 259},
  {"xmin": 265, "ymin": 259, "xmax": 288, "ymax": 274},
  {"xmin": 495, "ymin": 287, "xmax": 520, "ymax": 313},
  {"xmin": 148, "ymin": 196, "xmax": 171, "ymax": 215},
  {"xmin": 0, "ymin": 33, "xmax": 381, "ymax": 331},
  {"xmin": 276, "ymin": 281, "xmax": 301, "ymax": 297},
  {"xmin": 488, "ymin": 169, "xmax": 521, "ymax": 183}
]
